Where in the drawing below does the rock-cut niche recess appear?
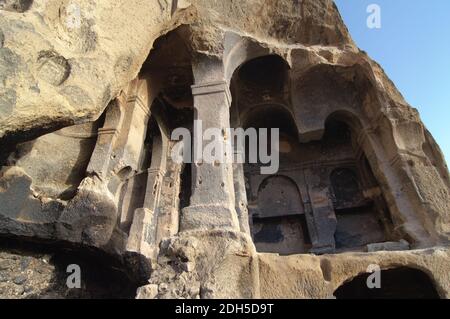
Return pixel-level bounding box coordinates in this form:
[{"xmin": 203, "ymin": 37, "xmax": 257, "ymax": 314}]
[
  {"xmin": 334, "ymin": 267, "xmax": 440, "ymax": 299},
  {"xmin": 0, "ymin": 27, "xmax": 195, "ymax": 296},
  {"xmin": 230, "ymin": 55, "xmax": 402, "ymax": 255}
]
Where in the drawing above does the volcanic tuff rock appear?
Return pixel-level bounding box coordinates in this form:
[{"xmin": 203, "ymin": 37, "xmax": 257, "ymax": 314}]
[
  {"xmin": 0, "ymin": 0, "xmax": 351, "ymax": 142},
  {"xmin": 0, "ymin": 0, "xmax": 449, "ymax": 299}
]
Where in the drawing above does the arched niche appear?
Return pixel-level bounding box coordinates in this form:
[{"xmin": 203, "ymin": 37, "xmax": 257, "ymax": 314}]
[
  {"xmin": 116, "ymin": 26, "xmax": 195, "ymax": 238},
  {"xmin": 237, "ymin": 55, "xmax": 289, "ymax": 92},
  {"xmin": 257, "ymin": 175, "xmax": 304, "ymax": 218},
  {"xmin": 230, "ymin": 53, "xmax": 310, "ymax": 254},
  {"xmin": 119, "ymin": 26, "xmax": 197, "ymax": 254},
  {"xmin": 239, "ymin": 103, "xmax": 300, "ymax": 164},
  {"xmin": 241, "ymin": 104, "xmax": 298, "ymax": 136},
  {"xmin": 224, "ymin": 32, "xmax": 291, "ymax": 83},
  {"xmin": 231, "ymin": 55, "xmax": 291, "ymax": 117},
  {"xmin": 291, "ymin": 64, "xmax": 373, "ymax": 143},
  {"xmin": 323, "ymin": 114, "xmax": 399, "ymax": 250},
  {"xmin": 334, "ymin": 267, "xmax": 441, "ymax": 299},
  {"xmin": 140, "ymin": 26, "xmax": 194, "ymax": 110},
  {"xmin": 234, "ymin": 97, "xmax": 308, "ymax": 254},
  {"xmin": 241, "ymin": 103, "xmax": 302, "ymax": 194},
  {"xmin": 252, "ymin": 175, "xmax": 310, "ymax": 255}
]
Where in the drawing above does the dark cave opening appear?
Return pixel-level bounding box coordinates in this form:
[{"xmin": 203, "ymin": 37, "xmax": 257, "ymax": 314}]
[
  {"xmin": 179, "ymin": 163, "xmax": 192, "ymax": 211},
  {"xmin": 334, "ymin": 267, "xmax": 441, "ymax": 299},
  {"xmin": 0, "ymin": 237, "xmax": 144, "ymax": 299}
]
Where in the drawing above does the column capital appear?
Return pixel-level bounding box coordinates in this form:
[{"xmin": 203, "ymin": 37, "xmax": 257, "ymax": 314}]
[
  {"xmin": 127, "ymin": 95, "xmax": 151, "ymax": 118},
  {"xmin": 191, "ymin": 81, "xmax": 232, "ymax": 106},
  {"xmin": 97, "ymin": 127, "xmax": 118, "ymax": 137}
]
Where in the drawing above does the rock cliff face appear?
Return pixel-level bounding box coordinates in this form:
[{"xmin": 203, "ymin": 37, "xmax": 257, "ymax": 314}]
[
  {"xmin": 0, "ymin": 0, "xmax": 449, "ymax": 299},
  {"xmin": 0, "ymin": 0, "xmax": 351, "ymax": 142}
]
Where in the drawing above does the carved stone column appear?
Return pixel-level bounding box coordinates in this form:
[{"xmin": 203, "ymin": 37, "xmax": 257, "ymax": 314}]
[
  {"xmin": 126, "ymin": 179, "xmax": 162, "ymax": 259},
  {"xmin": 357, "ymin": 125, "xmax": 435, "ymax": 246},
  {"xmin": 127, "ymin": 126, "xmax": 167, "ymax": 259},
  {"xmin": 304, "ymin": 168, "xmax": 337, "ymax": 254},
  {"xmin": 180, "ymin": 57, "xmax": 239, "ymax": 231},
  {"xmin": 112, "ymin": 91, "xmax": 151, "ymax": 172},
  {"xmin": 230, "ymin": 104, "xmax": 251, "ymax": 235},
  {"xmin": 233, "ymin": 161, "xmax": 251, "ymax": 235},
  {"xmin": 155, "ymin": 146, "xmax": 183, "ymax": 244},
  {"xmin": 292, "ymin": 170, "xmax": 322, "ymax": 252},
  {"xmin": 86, "ymin": 99, "xmax": 123, "ymax": 179}
]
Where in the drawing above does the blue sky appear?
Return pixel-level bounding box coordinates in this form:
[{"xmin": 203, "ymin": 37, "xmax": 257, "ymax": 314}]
[{"xmin": 334, "ymin": 0, "xmax": 450, "ymax": 163}]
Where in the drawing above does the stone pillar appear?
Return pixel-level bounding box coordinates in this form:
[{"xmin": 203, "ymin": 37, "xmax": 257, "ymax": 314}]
[
  {"xmin": 155, "ymin": 146, "xmax": 183, "ymax": 244},
  {"xmin": 357, "ymin": 126, "xmax": 435, "ymax": 245},
  {"xmin": 181, "ymin": 57, "xmax": 239, "ymax": 231},
  {"xmin": 233, "ymin": 161, "xmax": 251, "ymax": 235},
  {"xmin": 86, "ymin": 99, "xmax": 123, "ymax": 179},
  {"xmin": 112, "ymin": 92, "xmax": 151, "ymax": 172},
  {"xmin": 127, "ymin": 131, "xmax": 167, "ymax": 259},
  {"xmin": 292, "ymin": 171, "xmax": 321, "ymax": 251},
  {"xmin": 304, "ymin": 168, "xmax": 336, "ymax": 254},
  {"xmin": 230, "ymin": 103, "xmax": 251, "ymax": 235}
]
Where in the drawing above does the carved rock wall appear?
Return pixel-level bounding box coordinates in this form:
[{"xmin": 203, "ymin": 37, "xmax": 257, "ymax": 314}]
[{"xmin": 0, "ymin": 0, "xmax": 448, "ymax": 299}]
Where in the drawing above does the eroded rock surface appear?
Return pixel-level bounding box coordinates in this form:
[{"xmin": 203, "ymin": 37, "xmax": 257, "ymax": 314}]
[
  {"xmin": 0, "ymin": 0, "xmax": 33, "ymax": 13},
  {"xmin": 0, "ymin": 0, "xmax": 352, "ymax": 142},
  {"xmin": 0, "ymin": 242, "xmax": 141, "ymax": 299},
  {"xmin": 0, "ymin": 0, "xmax": 449, "ymax": 299}
]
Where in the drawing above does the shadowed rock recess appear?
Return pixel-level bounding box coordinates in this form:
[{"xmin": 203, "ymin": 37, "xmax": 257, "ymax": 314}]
[{"xmin": 0, "ymin": 0, "xmax": 449, "ymax": 299}]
